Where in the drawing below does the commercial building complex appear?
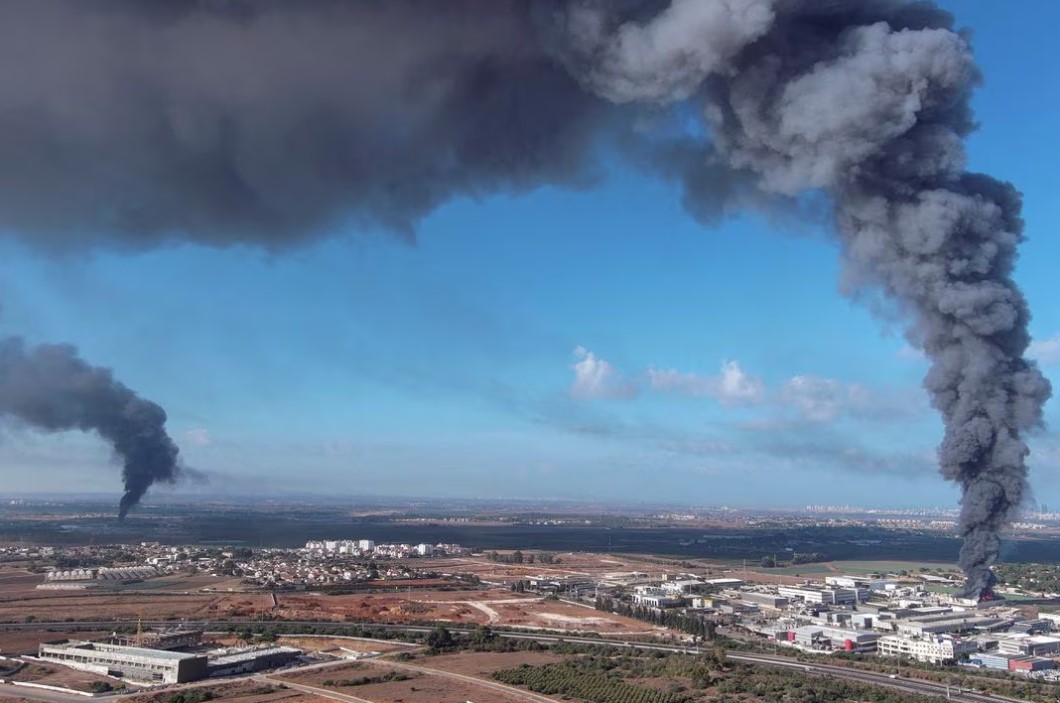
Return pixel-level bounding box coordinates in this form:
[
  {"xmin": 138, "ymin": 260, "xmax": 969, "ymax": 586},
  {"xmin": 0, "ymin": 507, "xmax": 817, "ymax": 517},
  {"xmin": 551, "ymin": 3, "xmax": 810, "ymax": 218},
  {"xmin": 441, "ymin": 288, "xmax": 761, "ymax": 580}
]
[
  {"xmin": 877, "ymin": 634, "xmax": 977, "ymax": 664},
  {"xmin": 38, "ymin": 642, "xmax": 208, "ymax": 683}
]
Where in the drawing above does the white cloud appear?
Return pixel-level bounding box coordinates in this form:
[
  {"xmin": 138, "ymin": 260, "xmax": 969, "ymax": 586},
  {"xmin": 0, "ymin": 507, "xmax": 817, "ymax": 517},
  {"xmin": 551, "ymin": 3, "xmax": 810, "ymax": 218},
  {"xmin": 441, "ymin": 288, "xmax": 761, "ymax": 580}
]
[
  {"xmin": 717, "ymin": 361, "xmax": 765, "ymax": 405},
  {"xmin": 570, "ymin": 346, "xmax": 637, "ymax": 399},
  {"xmin": 782, "ymin": 375, "xmax": 846, "ymax": 422},
  {"xmin": 649, "ymin": 360, "xmax": 764, "ymax": 406},
  {"xmin": 781, "ymin": 375, "xmax": 924, "ymax": 424},
  {"xmin": 183, "ymin": 428, "xmax": 212, "ymax": 447},
  {"xmin": 1029, "ymin": 333, "xmax": 1060, "ymax": 365}
]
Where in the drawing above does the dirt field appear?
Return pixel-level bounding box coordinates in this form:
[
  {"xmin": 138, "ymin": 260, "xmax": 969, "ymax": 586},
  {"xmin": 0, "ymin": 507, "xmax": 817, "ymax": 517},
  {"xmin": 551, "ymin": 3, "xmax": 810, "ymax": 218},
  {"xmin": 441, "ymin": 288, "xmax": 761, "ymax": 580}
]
[
  {"xmin": 274, "ymin": 635, "xmax": 413, "ymax": 655},
  {"xmin": 276, "ymin": 589, "xmax": 657, "ymax": 634},
  {"xmin": 411, "ymin": 650, "xmax": 565, "ymax": 677},
  {"xmin": 0, "ymin": 630, "xmax": 110, "ymax": 655},
  {"xmin": 8, "ymin": 660, "xmax": 126, "ymax": 692},
  {"xmin": 0, "ymin": 573, "xmax": 43, "ymax": 594},
  {"xmin": 0, "ymin": 590, "xmax": 275, "ymax": 621}
]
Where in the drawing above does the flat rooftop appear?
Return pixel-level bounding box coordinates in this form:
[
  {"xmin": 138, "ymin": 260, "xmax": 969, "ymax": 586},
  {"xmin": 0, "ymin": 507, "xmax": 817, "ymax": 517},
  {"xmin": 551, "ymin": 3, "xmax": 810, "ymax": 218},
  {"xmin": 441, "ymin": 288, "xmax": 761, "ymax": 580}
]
[{"xmin": 43, "ymin": 642, "xmax": 201, "ymax": 661}]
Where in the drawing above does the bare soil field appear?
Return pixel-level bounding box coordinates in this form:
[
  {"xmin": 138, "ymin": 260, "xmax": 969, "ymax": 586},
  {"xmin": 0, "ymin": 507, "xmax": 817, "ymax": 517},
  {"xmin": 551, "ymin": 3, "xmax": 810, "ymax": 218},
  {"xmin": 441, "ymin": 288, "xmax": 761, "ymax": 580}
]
[
  {"xmin": 277, "ymin": 589, "xmax": 655, "ymax": 633},
  {"xmin": 276, "ymin": 661, "xmax": 370, "ymax": 686},
  {"xmin": 0, "ymin": 574, "xmax": 43, "ymax": 594},
  {"xmin": 412, "ymin": 650, "xmax": 564, "ymax": 677},
  {"xmin": 274, "ymin": 636, "xmax": 412, "ymax": 654},
  {"xmin": 0, "ymin": 591, "xmax": 275, "ymax": 622},
  {"xmin": 492, "ymin": 598, "xmax": 661, "ymax": 633},
  {"xmin": 0, "ymin": 630, "xmax": 109, "ymax": 655},
  {"xmin": 8, "ymin": 660, "xmax": 126, "ymax": 692}
]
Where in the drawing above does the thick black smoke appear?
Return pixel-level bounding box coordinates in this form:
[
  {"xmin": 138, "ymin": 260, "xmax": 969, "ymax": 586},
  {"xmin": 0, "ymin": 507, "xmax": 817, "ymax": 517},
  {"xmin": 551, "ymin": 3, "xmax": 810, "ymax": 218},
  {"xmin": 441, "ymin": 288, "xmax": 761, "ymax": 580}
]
[
  {"xmin": 0, "ymin": 0, "xmax": 607, "ymax": 247},
  {"xmin": 0, "ymin": 0, "xmax": 1049, "ymax": 593},
  {"xmin": 0, "ymin": 337, "xmax": 180, "ymax": 518}
]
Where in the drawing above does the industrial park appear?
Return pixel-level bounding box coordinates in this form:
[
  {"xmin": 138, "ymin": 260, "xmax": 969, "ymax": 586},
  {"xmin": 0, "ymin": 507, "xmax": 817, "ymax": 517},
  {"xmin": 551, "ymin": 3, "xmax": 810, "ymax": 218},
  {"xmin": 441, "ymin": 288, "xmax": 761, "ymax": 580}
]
[{"xmin": 2, "ymin": 507, "xmax": 1060, "ymax": 703}]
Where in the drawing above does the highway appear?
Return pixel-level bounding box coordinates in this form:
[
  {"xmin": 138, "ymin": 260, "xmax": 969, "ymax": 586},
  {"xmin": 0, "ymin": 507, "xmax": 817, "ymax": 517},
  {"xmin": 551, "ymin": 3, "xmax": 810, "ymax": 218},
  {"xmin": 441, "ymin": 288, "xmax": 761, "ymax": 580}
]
[{"xmin": 0, "ymin": 619, "xmax": 1033, "ymax": 703}]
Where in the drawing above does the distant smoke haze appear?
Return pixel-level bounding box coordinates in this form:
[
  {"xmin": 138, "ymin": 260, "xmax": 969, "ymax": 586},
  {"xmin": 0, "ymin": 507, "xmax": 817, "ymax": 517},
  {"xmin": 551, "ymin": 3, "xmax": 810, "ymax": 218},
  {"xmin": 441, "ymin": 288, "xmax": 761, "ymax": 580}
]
[{"xmin": 0, "ymin": 0, "xmax": 1049, "ymax": 591}]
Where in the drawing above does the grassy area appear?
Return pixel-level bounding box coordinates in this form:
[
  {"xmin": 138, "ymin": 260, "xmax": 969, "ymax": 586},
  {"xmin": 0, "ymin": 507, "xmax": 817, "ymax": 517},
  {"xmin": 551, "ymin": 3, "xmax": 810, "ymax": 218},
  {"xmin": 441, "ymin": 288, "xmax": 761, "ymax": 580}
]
[
  {"xmin": 750, "ymin": 560, "xmax": 959, "ymax": 577},
  {"xmin": 826, "ymin": 560, "xmax": 955, "ymax": 575},
  {"xmin": 752, "ymin": 564, "xmax": 833, "ymax": 575}
]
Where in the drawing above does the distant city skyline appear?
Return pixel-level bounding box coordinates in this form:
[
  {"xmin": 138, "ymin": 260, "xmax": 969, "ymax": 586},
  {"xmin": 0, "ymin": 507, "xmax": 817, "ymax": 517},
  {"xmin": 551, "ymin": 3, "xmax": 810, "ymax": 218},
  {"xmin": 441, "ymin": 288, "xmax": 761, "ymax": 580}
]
[{"xmin": 0, "ymin": 1, "xmax": 1058, "ymax": 511}]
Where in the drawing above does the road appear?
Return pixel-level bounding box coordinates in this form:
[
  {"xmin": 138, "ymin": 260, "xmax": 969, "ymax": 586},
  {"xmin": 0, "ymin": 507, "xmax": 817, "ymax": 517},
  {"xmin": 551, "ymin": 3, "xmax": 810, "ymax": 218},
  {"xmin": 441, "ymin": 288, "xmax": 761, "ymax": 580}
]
[
  {"xmin": 0, "ymin": 619, "xmax": 1033, "ymax": 703},
  {"xmin": 354, "ymin": 657, "xmax": 563, "ymax": 703}
]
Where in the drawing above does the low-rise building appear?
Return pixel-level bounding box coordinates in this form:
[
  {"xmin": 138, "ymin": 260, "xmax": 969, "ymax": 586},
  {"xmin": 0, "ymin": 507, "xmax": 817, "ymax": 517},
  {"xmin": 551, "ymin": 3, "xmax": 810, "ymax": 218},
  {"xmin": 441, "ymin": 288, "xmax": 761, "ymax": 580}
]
[
  {"xmin": 38, "ymin": 641, "xmax": 208, "ymax": 683},
  {"xmin": 877, "ymin": 634, "xmax": 977, "ymax": 664},
  {"xmin": 632, "ymin": 587, "xmax": 681, "ymax": 608},
  {"xmin": 997, "ymin": 634, "xmax": 1060, "ymax": 656},
  {"xmin": 777, "ymin": 585, "xmax": 860, "ymax": 605},
  {"xmin": 740, "ymin": 592, "xmax": 788, "ymax": 609},
  {"xmin": 206, "ymin": 646, "xmax": 301, "ymax": 677}
]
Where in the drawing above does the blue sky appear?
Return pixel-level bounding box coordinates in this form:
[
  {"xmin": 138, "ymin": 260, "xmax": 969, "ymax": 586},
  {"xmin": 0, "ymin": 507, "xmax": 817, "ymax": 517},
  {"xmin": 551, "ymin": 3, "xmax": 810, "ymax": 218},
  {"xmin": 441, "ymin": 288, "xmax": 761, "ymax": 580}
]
[{"xmin": 1, "ymin": 0, "xmax": 1059, "ymax": 509}]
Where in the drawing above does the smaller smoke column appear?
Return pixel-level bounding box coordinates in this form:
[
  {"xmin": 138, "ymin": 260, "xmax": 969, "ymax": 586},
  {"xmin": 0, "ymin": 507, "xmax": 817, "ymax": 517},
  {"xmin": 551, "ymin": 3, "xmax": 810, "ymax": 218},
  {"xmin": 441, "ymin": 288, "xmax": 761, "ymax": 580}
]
[{"xmin": 0, "ymin": 336, "xmax": 180, "ymax": 517}]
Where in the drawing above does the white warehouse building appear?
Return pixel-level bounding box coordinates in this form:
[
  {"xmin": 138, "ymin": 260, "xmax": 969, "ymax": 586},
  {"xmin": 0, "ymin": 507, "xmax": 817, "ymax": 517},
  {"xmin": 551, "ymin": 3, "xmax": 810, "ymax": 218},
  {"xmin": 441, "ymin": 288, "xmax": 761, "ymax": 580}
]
[
  {"xmin": 777, "ymin": 585, "xmax": 861, "ymax": 605},
  {"xmin": 877, "ymin": 634, "xmax": 977, "ymax": 664},
  {"xmin": 39, "ymin": 642, "xmax": 208, "ymax": 683}
]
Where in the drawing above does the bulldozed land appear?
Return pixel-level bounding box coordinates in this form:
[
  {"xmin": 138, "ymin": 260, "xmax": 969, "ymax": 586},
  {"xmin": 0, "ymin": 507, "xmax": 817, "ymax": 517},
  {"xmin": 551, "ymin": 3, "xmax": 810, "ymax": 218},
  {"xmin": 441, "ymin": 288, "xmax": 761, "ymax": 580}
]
[{"xmin": 276, "ymin": 589, "xmax": 659, "ymax": 634}]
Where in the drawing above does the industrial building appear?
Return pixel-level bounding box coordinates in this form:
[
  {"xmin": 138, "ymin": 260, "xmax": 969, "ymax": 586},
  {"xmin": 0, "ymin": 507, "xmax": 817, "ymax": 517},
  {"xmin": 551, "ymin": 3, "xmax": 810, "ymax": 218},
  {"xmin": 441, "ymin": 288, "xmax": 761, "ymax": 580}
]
[
  {"xmin": 206, "ymin": 646, "xmax": 301, "ymax": 677},
  {"xmin": 111, "ymin": 629, "xmax": 203, "ymax": 650},
  {"xmin": 632, "ymin": 586, "xmax": 682, "ymax": 608},
  {"xmin": 877, "ymin": 634, "xmax": 977, "ymax": 664},
  {"xmin": 740, "ymin": 592, "xmax": 788, "ymax": 609},
  {"xmin": 777, "ymin": 585, "xmax": 861, "ymax": 605},
  {"xmin": 788, "ymin": 626, "xmax": 878, "ymax": 653},
  {"xmin": 893, "ymin": 613, "xmax": 1006, "ymax": 637},
  {"xmin": 970, "ymin": 652, "xmax": 1056, "ymax": 673},
  {"xmin": 997, "ymin": 634, "xmax": 1060, "ymax": 657},
  {"xmin": 38, "ymin": 642, "xmax": 208, "ymax": 683},
  {"xmin": 825, "ymin": 575, "xmax": 898, "ymax": 592}
]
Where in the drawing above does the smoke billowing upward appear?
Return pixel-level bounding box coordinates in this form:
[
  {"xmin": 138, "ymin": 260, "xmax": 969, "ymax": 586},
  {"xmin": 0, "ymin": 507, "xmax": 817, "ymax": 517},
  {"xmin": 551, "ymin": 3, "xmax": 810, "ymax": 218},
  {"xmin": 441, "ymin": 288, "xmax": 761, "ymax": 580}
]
[
  {"xmin": 0, "ymin": 0, "xmax": 1049, "ymax": 591},
  {"xmin": 0, "ymin": 337, "xmax": 180, "ymax": 518}
]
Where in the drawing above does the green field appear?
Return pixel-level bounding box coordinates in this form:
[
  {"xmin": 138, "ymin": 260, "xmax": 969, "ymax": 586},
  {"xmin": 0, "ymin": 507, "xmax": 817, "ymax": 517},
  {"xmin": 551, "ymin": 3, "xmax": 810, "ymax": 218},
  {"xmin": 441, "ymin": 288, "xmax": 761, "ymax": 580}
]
[
  {"xmin": 826, "ymin": 560, "xmax": 955, "ymax": 575},
  {"xmin": 753, "ymin": 564, "xmax": 833, "ymax": 575},
  {"xmin": 751, "ymin": 559, "xmax": 958, "ymax": 578}
]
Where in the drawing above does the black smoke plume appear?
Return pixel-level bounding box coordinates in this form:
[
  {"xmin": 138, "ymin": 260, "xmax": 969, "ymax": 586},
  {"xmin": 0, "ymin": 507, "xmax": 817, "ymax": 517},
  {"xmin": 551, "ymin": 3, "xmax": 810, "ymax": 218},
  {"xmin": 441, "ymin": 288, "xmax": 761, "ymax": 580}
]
[
  {"xmin": 0, "ymin": 337, "xmax": 180, "ymax": 518},
  {"xmin": 0, "ymin": 0, "xmax": 1049, "ymax": 592}
]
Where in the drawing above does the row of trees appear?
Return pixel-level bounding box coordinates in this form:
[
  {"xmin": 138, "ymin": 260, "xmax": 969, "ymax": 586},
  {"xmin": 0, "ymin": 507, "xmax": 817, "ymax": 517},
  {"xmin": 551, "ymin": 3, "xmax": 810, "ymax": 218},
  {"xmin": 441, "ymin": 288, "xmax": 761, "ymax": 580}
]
[
  {"xmin": 594, "ymin": 596, "xmax": 716, "ymax": 641},
  {"xmin": 758, "ymin": 552, "xmax": 828, "ymax": 568},
  {"xmin": 495, "ymin": 661, "xmax": 693, "ymax": 703},
  {"xmin": 485, "ymin": 550, "xmax": 561, "ymax": 565}
]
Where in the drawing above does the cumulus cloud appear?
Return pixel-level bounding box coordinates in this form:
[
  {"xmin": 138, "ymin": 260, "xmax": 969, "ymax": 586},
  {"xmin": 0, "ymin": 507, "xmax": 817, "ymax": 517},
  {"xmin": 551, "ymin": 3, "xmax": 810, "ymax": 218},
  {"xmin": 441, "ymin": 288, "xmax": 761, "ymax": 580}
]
[
  {"xmin": 648, "ymin": 360, "xmax": 764, "ymax": 405},
  {"xmin": 1029, "ymin": 334, "xmax": 1060, "ymax": 366},
  {"xmin": 570, "ymin": 346, "xmax": 637, "ymax": 400}
]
